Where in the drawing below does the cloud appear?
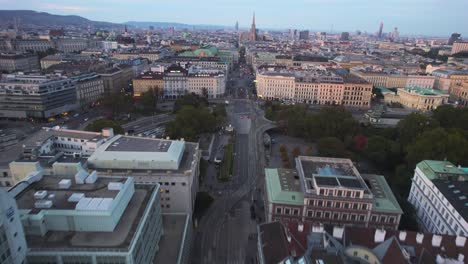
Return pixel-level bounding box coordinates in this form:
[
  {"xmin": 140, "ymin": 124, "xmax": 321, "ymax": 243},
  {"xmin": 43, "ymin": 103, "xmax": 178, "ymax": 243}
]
[{"xmin": 41, "ymin": 3, "xmax": 96, "ymax": 12}]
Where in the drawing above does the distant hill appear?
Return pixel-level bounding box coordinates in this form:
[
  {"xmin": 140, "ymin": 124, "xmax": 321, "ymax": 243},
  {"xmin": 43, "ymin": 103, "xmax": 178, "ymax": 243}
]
[
  {"xmin": 0, "ymin": 10, "xmax": 120, "ymax": 28},
  {"xmin": 125, "ymin": 21, "xmax": 231, "ymax": 30}
]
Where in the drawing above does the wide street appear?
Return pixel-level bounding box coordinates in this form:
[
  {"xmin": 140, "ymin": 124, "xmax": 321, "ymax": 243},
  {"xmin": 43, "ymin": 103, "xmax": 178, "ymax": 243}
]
[{"xmin": 191, "ymin": 55, "xmax": 275, "ymax": 263}]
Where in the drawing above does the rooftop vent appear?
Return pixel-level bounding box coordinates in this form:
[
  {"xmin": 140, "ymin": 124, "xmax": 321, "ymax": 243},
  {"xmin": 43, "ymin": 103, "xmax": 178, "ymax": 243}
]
[
  {"xmin": 34, "ymin": 190, "xmax": 48, "ymax": 199},
  {"xmin": 59, "ymin": 179, "xmax": 72, "ymax": 189},
  {"xmin": 35, "ymin": 200, "xmax": 53, "ymax": 209},
  {"xmin": 108, "ymin": 182, "xmax": 123, "ymax": 191},
  {"xmin": 68, "ymin": 193, "xmax": 85, "ymax": 203}
]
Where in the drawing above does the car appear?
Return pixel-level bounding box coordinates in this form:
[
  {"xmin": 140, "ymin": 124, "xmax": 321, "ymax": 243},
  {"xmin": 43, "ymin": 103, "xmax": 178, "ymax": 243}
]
[
  {"xmin": 73, "ymin": 113, "xmax": 79, "ymax": 117},
  {"xmin": 84, "ymin": 118, "xmax": 89, "ymax": 122}
]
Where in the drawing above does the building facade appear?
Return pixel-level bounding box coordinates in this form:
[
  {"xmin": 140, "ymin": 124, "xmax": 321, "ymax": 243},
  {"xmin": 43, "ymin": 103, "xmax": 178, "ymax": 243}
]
[
  {"xmin": 384, "ymin": 87, "xmax": 449, "ymax": 111},
  {"xmin": 265, "ymin": 157, "xmax": 403, "ymax": 231},
  {"xmin": 256, "ymin": 69, "xmax": 372, "ymax": 108},
  {"xmin": 451, "ymin": 41, "xmax": 468, "ymax": 55},
  {"xmin": 0, "ymin": 74, "xmax": 78, "ymax": 118},
  {"xmin": 408, "ymin": 160, "xmax": 468, "ymax": 237},
  {"xmin": 0, "ymin": 53, "xmax": 40, "ymax": 73},
  {"xmin": 0, "ymin": 188, "xmax": 27, "ymax": 264},
  {"xmin": 71, "ymin": 73, "xmax": 104, "ymax": 108},
  {"xmin": 133, "ymin": 71, "xmax": 164, "ymax": 97}
]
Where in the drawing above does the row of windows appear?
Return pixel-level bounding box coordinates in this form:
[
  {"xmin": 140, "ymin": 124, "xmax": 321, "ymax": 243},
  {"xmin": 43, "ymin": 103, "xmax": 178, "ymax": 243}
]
[
  {"xmin": 307, "ymin": 199, "xmax": 370, "ymax": 210},
  {"xmin": 318, "ymin": 188, "xmax": 363, "ymax": 198}
]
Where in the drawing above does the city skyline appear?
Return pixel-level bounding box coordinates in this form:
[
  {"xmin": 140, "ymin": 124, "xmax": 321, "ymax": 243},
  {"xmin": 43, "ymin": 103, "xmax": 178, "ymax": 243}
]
[{"xmin": 1, "ymin": 0, "xmax": 468, "ymax": 37}]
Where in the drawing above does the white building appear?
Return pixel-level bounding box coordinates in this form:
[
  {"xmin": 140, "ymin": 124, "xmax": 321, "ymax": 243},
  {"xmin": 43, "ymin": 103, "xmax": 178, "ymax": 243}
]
[
  {"xmin": 408, "ymin": 160, "xmax": 468, "ymax": 237},
  {"xmin": 0, "ymin": 188, "xmax": 27, "ymax": 264},
  {"xmin": 87, "ymin": 135, "xmax": 200, "ymax": 214},
  {"xmin": 187, "ymin": 66, "xmax": 226, "ymax": 98}
]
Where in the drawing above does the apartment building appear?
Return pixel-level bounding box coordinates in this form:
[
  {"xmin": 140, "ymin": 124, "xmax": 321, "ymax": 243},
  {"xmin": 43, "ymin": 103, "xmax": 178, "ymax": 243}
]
[
  {"xmin": 350, "ymin": 68, "xmax": 435, "ymax": 89},
  {"xmin": 0, "ymin": 74, "xmax": 78, "ymax": 118},
  {"xmin": 408, "ymin": 160, "xmax": 468, "ymax": 237},
  {"xmin": 265, "ymin": 156, "xmax": 403, "ymax": 231},
  {"xmin": 432, "ymin": 69, "xmax": 468, "ymax": 91},
  {"xmin": 0, "ymin": 53, "xmax": 39, "ymax": 72},
  {"xmin": 14, "ymin": 39, "xmax": 53, "ymax": 53},
  {"xmin": 53, "ymin": 38, "xmax": 89, "ymax": 53},
  {"xmin": 98, "ymin": 65, "xmax": 133, "ymax": 95},
  {"xmin": 133, "ymin": 71, "xmax": 164, "ymax": 97},
  {"xmin": 163, "ymin": 64, "xmax": 188, "ymax": 99},
  {"xmin": 451, "ymin": 41, "xmax": 468, "ymax": 55},
  {"xmin": 187, "ymin": 66, "xmax": 226, "ymax": 98},
  {"xmin": 256, "ymin": 69, "xmax": 372, "ymax": 108},
  {"xmin": 449, "ymin": 80, "xmax": 468, "ymax": 106}
]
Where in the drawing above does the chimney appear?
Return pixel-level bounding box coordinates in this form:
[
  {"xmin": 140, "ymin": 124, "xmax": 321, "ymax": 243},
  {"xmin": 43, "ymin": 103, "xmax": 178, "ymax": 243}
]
[
  {"xmin": 455, "ymin": 236, "xmax": 466, "ymax": 247},
  {"xmin": 102, "ymin": 128, "xmax": 114, "ymax": 137},
  {"xmin": 432, "ymin": 235, "xmax": 442, "ymax": 247},
  {"xmin": 312, "ymin": 225, "xmax": 324, "ymax": 233},
  {"xmin": 374, "ymin": 229, "xmax": 386, "ymax": 243},
  {"xmin": 333, "ymin": 226, "xmax": 344, "ymax": 240},
  {"xmin": 416, "ymin": 233, "xmax": 424, "ymax": 244},
  {"xmin": 399, "ymin": 231, "xmax": 407, "ymax": 241},
  {"xmin": 298, "ymin": 222, "xmax": 304, "ymax": 232}
]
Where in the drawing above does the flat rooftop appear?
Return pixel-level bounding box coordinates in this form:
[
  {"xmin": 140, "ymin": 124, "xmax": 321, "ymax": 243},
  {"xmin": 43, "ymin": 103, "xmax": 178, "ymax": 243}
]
[
  {"xmin": 152, "ymin": 214, "xmax": 190, "ymax": 264},
  {"xmin": 15, "ymin": 175, "xmax": 124, "ymax": 212},
  {"xmin": 297, "ymin": 156, "xmax": 369, "ymax": 192},
  {"xmin": 23, "ymin": 182, "xmax": 155, "ymax": 250},
  {"xmin": 362, "ymin": 174, "xmax": 403, "ymax": 214},
  {"xmin": 22, "ymin": 128, "xmax": 103, "ymax": 149},
  {"xmin": 416, "ymin": 160, "xmax": 468, "ymax": 181},
  {"xmin": 265, "ymin": 168, "xmax": 304, "ymax": 206},
  {"xmin": 105, "ymin": 136, "xmax": 173, "ymax": 152}
]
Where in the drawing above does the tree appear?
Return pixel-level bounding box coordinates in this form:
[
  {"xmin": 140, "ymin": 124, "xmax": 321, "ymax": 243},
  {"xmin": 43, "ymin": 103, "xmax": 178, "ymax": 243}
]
[
  {"xmin": 396, "ymin": 113, "xmax": 439, "ymax": 147},
  {"xmin": 317, "ymin": 137, "xmax": 349, "ymax": 158},
  {"xmin": 364, "ymin": 136, "xmax": 401, "ymax": 169},
  {"xmin": 173, "ymin": 93, "xmax": 208, "ymax": 113},
  {"xmin": 85, "ymin": 119, "xmax": 124, "ymax": 134},
  {"xmin": 139, "ymin": 87, "xmax": 158, "ymax": 115},
  {"xmin": 165, "ymin": 105, "xmax": 217, "ymax": 141},
  {"xmin": 405, "ymin": 128, "xmax": 468, "ymax": 167},
  {"xmin": 102, "ymin": 92, "xmax": 132, "ymax": 117},
  {"xmin": 202, "ymin": 87, "xmax": 209, "ymax": 98},
  {"xmin": 433, "ymin": 105, "xmax": 468, "ymax": 130}
]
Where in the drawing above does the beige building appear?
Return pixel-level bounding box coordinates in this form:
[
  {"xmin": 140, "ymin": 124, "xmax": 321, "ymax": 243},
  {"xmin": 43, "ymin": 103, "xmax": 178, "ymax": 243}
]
[
  {"xmin": 449, "ymin": 80, "xmax": 468, "ymax": 106},
  {"xmin": 432, "ymin": 69, "xmax": 468, "ymax": 91},
  {"xmin": 0, "ymin": 53, "xmax": 39, "ymax": 72},
  {"xmin": 257, "ymin": 70, "xmax": 372, "ymax": 108},
  {"xmin": 111, "ymin": 51, "xmax": 160, "ymax": 62},
  {"xmin": 384, "ymin": 87, "xmax": 449, "ymax": 111},
  {"xmin": 451, "ymin": 41, "xmax": 468, "ymax": 55},
  {"xmin": 187, "ymin": 67, "xmax": 226, "ymax": 98},
  {"xmin": 133, "ymin": 71, "xmax": 164, "ymax": 97},
  {"xmin": 350, "ymin": 68, "xmax": 435, "ymax": 89}
]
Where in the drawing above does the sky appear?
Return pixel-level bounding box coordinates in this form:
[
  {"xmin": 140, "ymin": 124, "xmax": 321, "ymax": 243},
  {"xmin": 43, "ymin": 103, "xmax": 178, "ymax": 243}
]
[{"xmin": 1, "ymin": 0, "xmax": 468, "ymax": 37}]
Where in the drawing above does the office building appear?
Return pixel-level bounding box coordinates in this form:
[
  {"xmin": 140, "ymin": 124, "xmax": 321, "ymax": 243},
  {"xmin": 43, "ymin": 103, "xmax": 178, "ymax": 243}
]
[
  {"xmin": 133, "ymin": 71, "xmax": 164, "ymax": 97},
  {"xmin": 408, "ymin": 160, "xmax": 468, "ymax": 237},
  {"xmin": 256, "ymin": 68, "xmax": 373, "ymax": 108},
  {"xmin": 451, "ymin": 41, "xmax": 468, "ymax": 55},
  {"xmin": 0, "ymin": 74, "xmax": 78, "ymax": 119},
  {"xmin": 383, "ymin": 87, "xmax": 449, "ymax": 111},
  {"xmin": 257, "ymin": 221, "xmax": 467, "ymax": 264},
  {"xmin": 378, "ymin": 21, "xmax": 384, "ymax": 39},
  {"xmin": 87, "ymin": 135, "xmax": 200, "ymax": 214},
  {"xmin": 0, "ymin": 188, "xmax": 27, "ymax": 264},
  {"xmin": 53, "ymin": 38, "xmax": 89, "ymax": 53},
  {"xmin": 98, "ymin": 65, "xmax": 133, "ymax": 95},
  {"xmin": 448, "ymin": 33, "xmax": 462, "ymax": 45},
  {"xmin": 265, "ymin": 156, "xmax": 403, "ymax": 230},
  {"xmin": 299, "ymin": 30, "xmax": 310, "ymax": 41},
  {"xmin": 71, "ymin": 73, "xmax": 104, "ymax": 108},
  {"xmin": 14, "ymin": 39, "xmax": 53, "ymax": 53},
  {"xmin": 350, "ymin": 68, "xmax": 436, "ymax": 89},
  {"xmin": 340, "ymin": 32, "xmax": 350, "ymax": 41},
  {"xmin": 8, "ymin": 165, "xmax": 164, "ymax": 264},
  {"xmin": 0, "ymin": 53, "xmax": 39, "ymax": 73}
]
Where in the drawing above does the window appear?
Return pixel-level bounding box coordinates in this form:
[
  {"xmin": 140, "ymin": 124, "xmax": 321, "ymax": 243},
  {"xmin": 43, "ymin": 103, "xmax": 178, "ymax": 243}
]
[
  {"xmin": 324, "ymin": 212, "xmax": 331, "ymax": 218},
  {"xmin": 182, "ymin": 182, "xmax": 186, "ymax": 186},
  {"xmin": 307, "ymin": 210, "xmax": 313, "ymax": 217},
  {"xmin": 317, "ymin": 200, "xmax": 323, "ymax": 207},
  {"xmin": 359, "ymin": 215, "xmax": 365, "ymax": 221},
  {"xmin": 353, "ymin": 251, "xmax": 358, "ymax": 257},
  {"xmin": 276, "ymin": 207, "xmax": 283, "ymax": 214},
  {"xmin": 171, "ymin": 182, "xmax": 175, "ymax": 186},
  {"xmin": 316, "ymin": 211, "xmax": 322, "ymax": 218},
  {"xmin": 365, "ymin": 255, "xmax": 369, "ymax": 260},
  {"xmin": 333, "ymin": 213, "xmax": 339, "ymax": 220},
  {"xmin": 335, "ymin": 202, "xmax": 341, "ymax": 208},
  {"xmin": 344, "ymin": 203, "xmax": 350, "ymax": 209},
  {"xmin": 389, "ymin": 217, "xmax": 395, "ymax": 223},
  {"xmin": 351, "ymin": 214, "xmax": 357, "ymax": 221},
  {"xmin": 326, "ymin": 201, "xmax": 332, "ymax": 207},
  {"xmin": 293, "ymin": 209, "xmax": 300, "ymax": 216},
  {"xmin": 342, "ymin": 214, "xmax": 348, "ymax": 220},
  {"xmin": 285, "ymin": 208, "xmax": 291, "ymax": 215}
]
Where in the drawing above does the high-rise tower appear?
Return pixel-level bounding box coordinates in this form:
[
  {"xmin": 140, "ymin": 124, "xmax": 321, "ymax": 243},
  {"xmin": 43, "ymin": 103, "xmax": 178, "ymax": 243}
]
[
  {"xmin": 235, "ymin": 21, "xmax": 239, "ymax": 31},
  {"xmin": 249, "ymin": 12, "xmax": 257, "ymax": 41},
  {"xmin": 378, "ymin": 21, "xmax": 383, "ymax": 39}
]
